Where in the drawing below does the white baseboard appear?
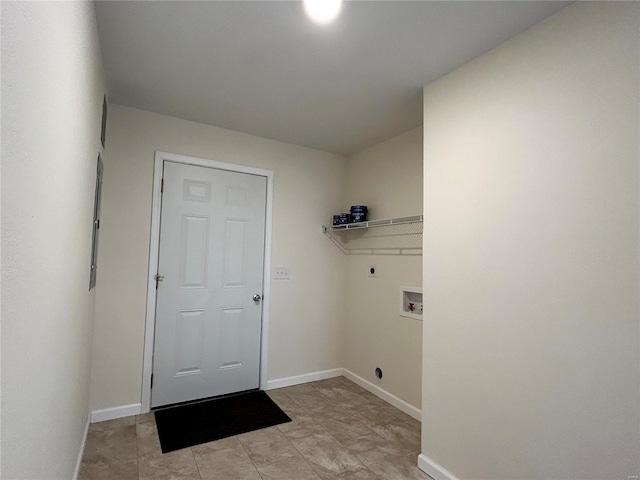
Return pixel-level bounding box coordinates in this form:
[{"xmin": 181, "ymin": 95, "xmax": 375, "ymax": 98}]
[
  {"xmin": 89, "ymin": 368, "xmax": 418, "ymax": 424},
  {"xmin": 73, "ymin": 416, "xmax": 90, "ymax": 480},
  {"xmin": 342, "ymin": 369, "xmax": 422, "ymax": 421},
  {"xmin": 267, "ymin": 368, "xmax": 422, "ymax": 423},
  {"xmin": 90, "ymin": 403, "xmax": 141, "ymax": 423},
  {"xmin": 418, "ymin": 454, "xmax": 460, "ymax": 480},
  {"xmin": 266, "ymin": 368, "xmax": 343, "ymax": 390}
]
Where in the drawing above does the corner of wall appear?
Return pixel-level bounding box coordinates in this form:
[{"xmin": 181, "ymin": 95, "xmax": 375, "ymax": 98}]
[{"xmin": 1, "ymin": 1, "xmax": 109, "ymax": 477}]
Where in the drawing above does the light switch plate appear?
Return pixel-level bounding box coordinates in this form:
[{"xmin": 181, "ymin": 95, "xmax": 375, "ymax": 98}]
[{"xmin": 273, "ymin": 266, "xmax": 290, "ymax": 280}]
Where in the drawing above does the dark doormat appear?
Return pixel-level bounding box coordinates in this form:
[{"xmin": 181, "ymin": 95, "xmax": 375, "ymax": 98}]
[{"xmin": 154, "ymin": 390, "xmax": 291, "ymax": 453}]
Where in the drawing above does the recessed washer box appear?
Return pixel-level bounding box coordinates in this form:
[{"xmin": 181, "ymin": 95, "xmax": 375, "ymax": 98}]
[{"xmin": 400, "ymin": 287, "xmax": 422, "ymax": 320}]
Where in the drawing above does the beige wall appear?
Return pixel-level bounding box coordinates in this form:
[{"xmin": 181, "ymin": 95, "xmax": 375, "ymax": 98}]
[
  {"xmin": 89, "ymin": 105, "xmax": 347, "ymax": 410},
  {"xmin": 421, "ymin": 2, "xmax": 639, "ymax": 479},
  {"xmin": 90, "ymin": 107, "xmax": 425, "ymax": 413},
  {"xmin": 1, "ymin": 2, "xmax": 106, "ymax": 478},
  {"xmin": 343, "ymin": 128, "xmax": 423, "ymax": 409}
]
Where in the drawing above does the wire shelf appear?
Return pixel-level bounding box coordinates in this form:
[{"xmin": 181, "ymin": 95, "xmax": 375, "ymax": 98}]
[{"xmin": 322, "ymin": 215, "xmax": 423, "ymax": 256}]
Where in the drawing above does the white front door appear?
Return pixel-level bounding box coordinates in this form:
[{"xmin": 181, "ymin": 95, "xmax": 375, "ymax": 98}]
[{"xmin": 151, "ymin": 161, "xmax": 267, "ymax": 408}]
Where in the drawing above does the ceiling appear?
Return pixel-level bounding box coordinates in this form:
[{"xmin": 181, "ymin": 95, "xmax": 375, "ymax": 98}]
[{"xmin": 95, "ymin": 1, "xmax": 571, "ymax": 156}]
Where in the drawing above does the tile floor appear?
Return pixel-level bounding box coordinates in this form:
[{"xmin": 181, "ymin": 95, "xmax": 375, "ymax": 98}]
[{"xmin": 79, "ymin": 376, "xmax": 429, "ymax": 479}]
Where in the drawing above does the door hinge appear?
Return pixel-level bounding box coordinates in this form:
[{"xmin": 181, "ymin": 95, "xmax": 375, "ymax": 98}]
[
  {"xmin": 151, "ymin": 373, "xmax": 154, "ymax": 389},
  {"xmin": 154, "ymin": 274, "xmax": 164, "ymax": 289},
  {"xmin": 161, "ymin": 178, "xmax": 164, "ymax": 193}
]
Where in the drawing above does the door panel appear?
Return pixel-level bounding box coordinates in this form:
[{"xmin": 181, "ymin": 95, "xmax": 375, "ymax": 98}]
[
  {"xmin": 174, "ymin": 309, "xmax": 205, "ymax": 376},
  {"xmin": 223, "ymin": 219, "xmax": 248, "ymax": 286},
  {"xmin": 152, "ymin": 161, "xmax": 267, "ymax": 408},
  {"xmin": 180, "ymin": 215, "xmax": 209, "ymax": 288}
]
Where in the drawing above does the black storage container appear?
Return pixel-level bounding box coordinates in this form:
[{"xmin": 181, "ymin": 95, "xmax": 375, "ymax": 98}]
[{"xmin": 350, "ymin": 205, "xmax": 368, "ymax": 223}]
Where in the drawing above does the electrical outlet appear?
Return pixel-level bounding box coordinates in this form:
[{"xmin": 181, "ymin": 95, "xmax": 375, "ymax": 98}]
[{"xmin": 273, "ymin": 266, "xmax": 290, "ymax": 280}]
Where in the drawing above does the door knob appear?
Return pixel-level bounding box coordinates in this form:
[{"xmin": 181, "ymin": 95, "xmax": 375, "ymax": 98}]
[{"xmin": 253, "ymin": 294, "xmax": 261, "ymax": 303}]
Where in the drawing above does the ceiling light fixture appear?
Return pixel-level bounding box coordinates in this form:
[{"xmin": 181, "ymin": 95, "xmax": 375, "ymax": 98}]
[{"xmin": 303, "ymin": 0, "xmax": 343, "ymax": 25}]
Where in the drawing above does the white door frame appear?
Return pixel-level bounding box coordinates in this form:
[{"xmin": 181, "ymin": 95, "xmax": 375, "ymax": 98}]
[{"xmin": 140, "ymin": 151, "xmax": 274, "ymax": 413}]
